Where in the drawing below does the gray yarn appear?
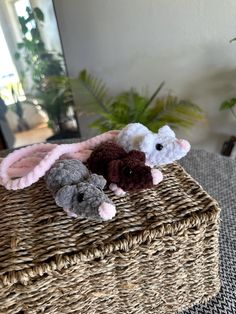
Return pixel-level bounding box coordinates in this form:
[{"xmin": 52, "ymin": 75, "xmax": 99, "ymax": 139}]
[
  {"xmin": 45, "ymin": 159, "xmax": 89, "ymax": 194},
  {"xmin": 86, "ymin": 173, "xmax": 107, "ymax": 190},
  {"xmin": 45, "ymin": 159, "xmax": 114, "ymax": 220},
  {"xmin": 55, "ymin": 181, "xmax": 112, "ymax": 220}
]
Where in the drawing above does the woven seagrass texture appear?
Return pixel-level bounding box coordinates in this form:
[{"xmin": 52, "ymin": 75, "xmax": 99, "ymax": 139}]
[{"xmin": 0, "ymin": 163, "xmax": 221, "ymax": 314}]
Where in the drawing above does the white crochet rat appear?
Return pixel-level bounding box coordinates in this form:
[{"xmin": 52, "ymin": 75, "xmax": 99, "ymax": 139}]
[{"xmin": 116, "ymin": 123, "xmax": 190, "ymax": 167}]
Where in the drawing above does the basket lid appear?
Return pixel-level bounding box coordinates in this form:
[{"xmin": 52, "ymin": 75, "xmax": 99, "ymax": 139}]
[{"xmin": 0, "ymin": 163, "xmax": 220, "ymax": 287}]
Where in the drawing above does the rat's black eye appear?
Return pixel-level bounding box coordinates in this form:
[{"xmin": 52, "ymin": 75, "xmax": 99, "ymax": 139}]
[
  {"xmin": 77, "ymin": 193, "xmax": 84, "ymax": 202},
  {"xmin": 155, "ymin": 143, "xmax": 163, "ymax": 151},
  {"xmin": 123, "ymin": 167, "xmax": 133, "ymax": 176}
]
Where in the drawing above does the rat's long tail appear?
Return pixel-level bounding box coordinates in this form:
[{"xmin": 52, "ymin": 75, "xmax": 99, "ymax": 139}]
[{"xmin": 0, "ymin": 130, "xmax": 119, "ymax": 190}]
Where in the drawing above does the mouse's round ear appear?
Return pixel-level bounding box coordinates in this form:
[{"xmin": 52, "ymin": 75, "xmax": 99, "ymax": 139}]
[
  {"xmin": 158, "ymin": 125, "xmax": 175, "ymax": 138},
  {"xmin": 87, "ymin": 173, "xmax": 106, "ymax": 190},
  {"xmin": 127, "ymin": 150, "xmax": 146, "ymax": 162},
  {"xmin": 139, "ymin": 133, "xmax": 155, "ymax": 155},
  {"xmin": 107, "ymin": 160, "xmax": 123, "ymax": 183},
  {"xmin": 55, "ymin": 185, "xmax": 77, "ymax": 208}
]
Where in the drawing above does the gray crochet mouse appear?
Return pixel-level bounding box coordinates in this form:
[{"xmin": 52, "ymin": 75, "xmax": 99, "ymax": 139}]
[{"xmin": 45, "ymin": 159, "xmax": 116, "ymax": 221}]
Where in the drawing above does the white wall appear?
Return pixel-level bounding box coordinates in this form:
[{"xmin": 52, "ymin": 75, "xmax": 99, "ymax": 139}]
[{"xmin": 54, "ymin": 0, "xmax": 236, "ymax": 151}]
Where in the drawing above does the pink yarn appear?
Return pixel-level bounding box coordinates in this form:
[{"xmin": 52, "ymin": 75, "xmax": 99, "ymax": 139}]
[{"xmin": 0, "ymin": 131, "xmax": 119, "ymax": 190}]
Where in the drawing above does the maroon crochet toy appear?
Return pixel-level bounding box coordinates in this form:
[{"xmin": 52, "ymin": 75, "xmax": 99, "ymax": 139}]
[{"xmin": 87, "ymin": 142, "xmax": 163, "ymax": 196}]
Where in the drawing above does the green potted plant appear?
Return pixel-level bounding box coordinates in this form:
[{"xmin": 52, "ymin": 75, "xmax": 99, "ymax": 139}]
[
  {"xmin": 71, "ymin": 70, "xmax": 204, "ymax": 133},
  {"xmin": 220, "ymin": 94, "xmax": 236, "ymax": 156},
  {"xmin": 220, "ymin": 98, "xmax": 236, "ymax": 120}
]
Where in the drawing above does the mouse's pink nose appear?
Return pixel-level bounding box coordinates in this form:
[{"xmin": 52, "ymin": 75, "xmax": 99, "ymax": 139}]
[
  {"xmin": 98, "ymin": 202, "xmax": 116, "ymax": 221},
  {"xmin": 177, "ymin": 139, "xmax": 191, "ymax": 152}
]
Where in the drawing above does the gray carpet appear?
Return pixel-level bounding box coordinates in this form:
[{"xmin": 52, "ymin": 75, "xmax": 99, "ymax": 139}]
[{"xmin": 179, "ymin": 149, "xmax": 236, "ymax": 313}]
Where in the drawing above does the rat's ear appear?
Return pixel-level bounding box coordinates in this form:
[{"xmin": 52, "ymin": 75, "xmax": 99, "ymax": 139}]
[
  {"xmin": 107, "ymin": 160, "xmax": 123, "ymax": 183},
  {"xmin": 139, "ymin": 133, "xmax": 155, "ymax": 154},
  {"xmin": 87, "ymin": 173, "xmax": 106, "ymax": 190},
  {"xmin": 55, "ymin": 185, "xmax": 77, "ymax": 208},
  {"xmin": 127, "ymin": 150, "xmax": 146, "ymax": 162},
  {"xmin": 158, "ymin": 125, "xmax": 175, "ymax": 138}
]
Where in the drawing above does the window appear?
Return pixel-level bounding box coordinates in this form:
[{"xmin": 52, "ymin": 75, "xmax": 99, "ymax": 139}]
[
  {"xmin": 14, "ymin": 0, "xmax": 36, "ymax": 41},
  {"xmin": 14, "ymin": 0, "xmax": 31, "ymax": 18},
  {"xmin": 0, "ymin": 23, "xmax": 24, "ymax": 105}
]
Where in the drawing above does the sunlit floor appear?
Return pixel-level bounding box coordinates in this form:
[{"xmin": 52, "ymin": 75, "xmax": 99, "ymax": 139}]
[{"xmin": 14, "ymin": 123, "xmax": 53, "ymax": 148}]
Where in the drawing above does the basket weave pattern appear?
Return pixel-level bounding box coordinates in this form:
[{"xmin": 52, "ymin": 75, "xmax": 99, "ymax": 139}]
[{"xmin": 0, "ymin": 163, "xmax": 221, "ymax": 314}]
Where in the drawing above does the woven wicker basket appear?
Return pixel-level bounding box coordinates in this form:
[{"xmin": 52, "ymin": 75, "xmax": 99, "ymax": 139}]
[{"xmin": 0, "ymin": 163, "xmax": 221, "ymax": 314}]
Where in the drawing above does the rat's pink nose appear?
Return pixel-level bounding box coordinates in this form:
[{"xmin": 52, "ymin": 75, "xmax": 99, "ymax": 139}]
[
  {"xmin": 98, "ymin": 202, "xmax": 116, "ymax": 221},
  {"xmin": 177, "ymin": 139, "xmax": 191, "ymax": 152}
]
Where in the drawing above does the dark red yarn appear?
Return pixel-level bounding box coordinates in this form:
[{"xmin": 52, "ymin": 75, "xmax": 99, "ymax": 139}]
[{"xmin": 87, "ymin": 142, "xmax": 154, "ymax": 192}]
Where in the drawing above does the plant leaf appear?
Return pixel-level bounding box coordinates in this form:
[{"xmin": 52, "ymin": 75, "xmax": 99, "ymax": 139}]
[
  {"xmin": 90, "ymin": 117, "xmax": 112, "ymax": 133},
  {"xmin": 144, "ymin": 97, "xmax": 166, "ymax": 121},
  {"xmin": 17, "ymin": 42, "xmax": 24, "ymax": 49},
  {"xmin": 220, "ymin": 99, "xmax": 236, "ymax": 110},
  {"xmin": 15, "ymin": 52, "xmax": 20, "ymax": 60},
  {"xmin": 138, "ymin": 81, "xmax": 165, "ymax": 118},
  {"xmin": 71, "ymin": 70, "xmax": 109, "ymax": 113},
  {"xmin": 31, "ymin": 28, "xmax": 40, "ymax": 40},
  {"xmin": 34, "ymin": 7, "xmax": 44, "ymax": 22},
  {"xmin": 143, "ymin": 95, "xmax": 204, "ymax": 130},
  {"xmin": 18, "ymin": 16, "xmax": 28, "ymax": 34},
  {"xmin": 115, "ymin": 91, "xmax": 148, "ymax": 122}
]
